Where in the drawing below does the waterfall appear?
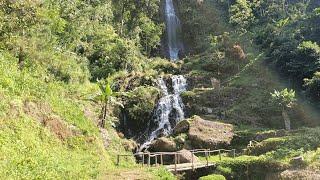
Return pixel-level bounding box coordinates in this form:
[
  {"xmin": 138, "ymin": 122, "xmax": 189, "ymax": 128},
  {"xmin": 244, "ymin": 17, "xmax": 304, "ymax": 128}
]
[
  {"xmin": 165, "ymin": 0, "xmax": 183, "ymax": 60},
  {"xmin": 137, "ymin": 0, "xmax": 187, "ymax": 152},
  {"xmin": 139, "ymin": 75, "xmax": 187, "ymax": 151}
]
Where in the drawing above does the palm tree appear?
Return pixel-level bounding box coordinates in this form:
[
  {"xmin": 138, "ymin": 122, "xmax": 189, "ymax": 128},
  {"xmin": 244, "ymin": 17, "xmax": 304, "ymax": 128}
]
[{"xmin": 92, "ymin": 80, "xmax": 123, "ymax": 128}]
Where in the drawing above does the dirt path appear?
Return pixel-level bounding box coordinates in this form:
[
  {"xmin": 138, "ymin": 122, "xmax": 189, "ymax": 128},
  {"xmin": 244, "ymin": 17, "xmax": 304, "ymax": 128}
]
[{"xmin": 102, "ymin": 168, "xmax": 154, "ymax": 180}]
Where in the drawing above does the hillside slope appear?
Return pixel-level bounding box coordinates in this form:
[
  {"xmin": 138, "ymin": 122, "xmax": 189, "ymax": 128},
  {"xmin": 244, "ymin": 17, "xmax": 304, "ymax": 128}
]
[{"xmin": 1, "ymin": 0, "xmax": 320, "ymax": 179}]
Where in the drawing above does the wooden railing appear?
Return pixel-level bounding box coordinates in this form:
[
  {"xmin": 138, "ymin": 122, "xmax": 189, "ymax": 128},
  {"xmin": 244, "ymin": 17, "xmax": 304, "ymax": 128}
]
[{"xmin": 116, "ymin": 149, "xmax": 236, "ymax": 172}]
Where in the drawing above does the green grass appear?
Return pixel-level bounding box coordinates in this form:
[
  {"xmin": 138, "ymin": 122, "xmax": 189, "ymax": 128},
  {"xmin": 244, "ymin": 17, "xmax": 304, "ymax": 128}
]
[
  {"xmin": 0, "ymin": 51, "xmax": 114, "ymax": 179},
  {"xmin": 201, "ymin": 155, "xmax": 286, "ymax": 179},
  {"xmin": 148, "ymin": 167, "xmax": 177, "ymax": 180},
  {"xmin": 200, "ymin": 174, "xmax": 226, "ymax": 180},
  {"xmin": 0, "ymin": 49, "xmax": 144, "ymax": 179},
  {"xmin": 0, "ymin": 117, "xmax": 109, "ymax": 179}
]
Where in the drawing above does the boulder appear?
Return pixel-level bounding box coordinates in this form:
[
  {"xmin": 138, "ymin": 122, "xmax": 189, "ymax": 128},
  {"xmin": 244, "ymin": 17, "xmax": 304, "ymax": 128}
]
[
  {"xmin": 122, "ymin": 139, "xmax": 138, "ymax": 152},
  {"xmin": 173, "ymin": 120, "xmax": 190, "ymax": 135},
  {"xmin": 150, "ymin": 137, "xmax": 177, "ymax": 152},
  {"xmin": 229, "ymin": 44, "xmax": 246, "ymax": 61},
  {"xmin": 188, "ymin": 116, "xmax": 234, "ymax": 149},
  {"xmin": 248, "ymin": 137, "xmax": 287, "ymax": 156},
  {"xmin": 255, "ymin": 129, "xmax": 287, "ymax": 141},
  {"xmin": 280, "ymin": 169, "xmax": 320, "ymax": 180},
  {"xmin": 174, "ymin": 135, "xmax": 186, "ymax": 145},
  {"xmin": 177, "ymin": 149, "xmax": 199, "ymax": 163},
  {"xmin": 210, "ymin": 78, "xmax": 220, "ymax": 90},
  {"xmin": 290, "ymin": 156, "xmax": 305, "ymax": 167}
]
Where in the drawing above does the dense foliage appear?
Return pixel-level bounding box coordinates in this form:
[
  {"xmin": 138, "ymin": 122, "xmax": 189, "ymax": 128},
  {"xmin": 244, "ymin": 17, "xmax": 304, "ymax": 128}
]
[
  {"xmin": 226, "ymin": 0, "xmax": 320, "ymax": 103},
  {"xmin": 1, "ymin": 0, "xmax": 320, "ymax": 179},
  {"xmin": 0, "ymin": 0, "xmax": 167, "ymax": 179}
]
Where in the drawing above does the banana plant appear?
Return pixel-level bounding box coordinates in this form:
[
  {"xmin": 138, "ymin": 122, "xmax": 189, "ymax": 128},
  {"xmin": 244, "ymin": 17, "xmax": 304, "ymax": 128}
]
[
  {"xmin": 92, "ymin": 80, "xmax": 123, "ymax": 128},
  {"xmin": 271, "ymin": 88, "xmax": 296, "ymax": 130}
]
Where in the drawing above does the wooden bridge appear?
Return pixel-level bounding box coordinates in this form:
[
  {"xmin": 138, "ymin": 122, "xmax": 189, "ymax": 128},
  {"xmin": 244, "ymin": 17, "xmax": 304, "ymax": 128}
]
[{"xmin": 116, "ymin": 149, "xmax": 236, "ymax": 172}]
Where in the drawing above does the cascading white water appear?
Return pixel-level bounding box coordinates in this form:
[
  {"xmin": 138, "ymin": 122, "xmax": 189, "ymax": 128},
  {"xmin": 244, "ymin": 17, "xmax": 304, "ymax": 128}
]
[
  {"xmin": 139, "ymin": 75, "xmax": 187, "ymax": 151},
  {"xmin": 137, "ymin": 0, "xmax": 187, "ymax": 151},
  {"xmin": 165, "ymin": 0, "xmax": 183, "ymax": 60}
]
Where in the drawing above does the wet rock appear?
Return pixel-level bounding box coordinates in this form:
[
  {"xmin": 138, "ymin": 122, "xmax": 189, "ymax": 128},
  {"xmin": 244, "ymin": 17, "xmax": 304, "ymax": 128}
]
[
  {"xmin": 173, "ymin": 120, "xmax": 190, "ymax": 135},
  {"xmin": 177, "ymin": 149, "xmax": 199, "ymax": 163},
  {"xmin": 187, "ymin": 116, "xmax": 234, "ymax": 149},
  {"xmin": 150, "ymin": 137, "xmax": 178, "ymax": 152}
]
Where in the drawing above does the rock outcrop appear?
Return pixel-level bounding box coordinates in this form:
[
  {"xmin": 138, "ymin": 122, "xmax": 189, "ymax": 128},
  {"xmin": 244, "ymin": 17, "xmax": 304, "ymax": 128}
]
[
  {"xmin": 173, "ymin": 119, "xmax": 190, "ymax": 135},
  {"xmin": 122, "ymin": 139, "xmax": 138, "ymax": 152},
  {"xmin": 177, "ymin": 149, "xmax": 199, "ymax": 163},
  {"xmin": 279, "ymin": 169, "xmax": 320, "ymax": 180},
  {"xmin": 149, "ymin": 137, "xmax": 178, "ymax": 152},
  {"xmin": 187, "ymin": 116, "xmax": 234, "ymax": 149},
  {"xmin": 255, "ymin": 129, "xmax": 287, "ymax": 141}
]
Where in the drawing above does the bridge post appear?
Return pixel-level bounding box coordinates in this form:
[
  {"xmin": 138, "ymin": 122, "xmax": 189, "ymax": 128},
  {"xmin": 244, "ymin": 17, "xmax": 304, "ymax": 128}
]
[
  {"xmin": 219, "ymin": 150, "xmax": 222, "ymax": 161},
  {"xmin": 191, "ymin": 152, "xmax": 194, "ymax": 171},
  {"xmin": 232, "ymin": 149, "xmax": 236, "ymax": 158},
  {"xmin": 205, "ymin": 151, "xmax": 209, "ymax": 167},
  {"xmin": 142, "ymin": 153, "xmax": 145, "ymax": 167},
  {"xmin": 160, "ymin": 154, "xmax": 163, "ymax": 165},
  {"xmin": 174, "ymin": 153, "xmax": 177, "ymax": 173},
  {"xmin": 155, "ymin": 154, "xmax": 158, "ymax": 166},
  {"xmin": 116, "ymin": 155, "xmax": 120, "ymax": 166},
  {"xmin": 148, "ymin": 153, "xmax": 151, "ymax": 167}
]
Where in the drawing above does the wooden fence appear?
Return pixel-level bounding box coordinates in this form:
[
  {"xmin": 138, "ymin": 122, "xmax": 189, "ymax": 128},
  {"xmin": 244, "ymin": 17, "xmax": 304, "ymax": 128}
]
[{"xmin": 116, "ymin": 149, "xmax": 236, "ymax": 172}]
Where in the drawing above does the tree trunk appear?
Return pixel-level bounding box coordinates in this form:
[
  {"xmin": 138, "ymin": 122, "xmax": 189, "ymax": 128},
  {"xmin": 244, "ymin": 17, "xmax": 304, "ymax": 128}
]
[
  {"xmin": 18, "ymin": 47, "xmax": 25, "ymax": 70},
  {"xmin": 99, "ymin": 105, "xmax": 107, "ymax": 128},
  {"xmin": 282, "ymin": 109, "xmax": 291, "ymax": 130}
]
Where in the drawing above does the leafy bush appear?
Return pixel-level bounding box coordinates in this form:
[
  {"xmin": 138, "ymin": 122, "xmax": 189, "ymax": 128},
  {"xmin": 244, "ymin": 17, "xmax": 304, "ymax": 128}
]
[
  {"xmin": 121, "ymin": 86, "xmax": 160, "ymax": 136},
  {"xmin": 304, "ymin": 72, "xmax": 320, "ymax": 101},
  {"xmin": 229, "ymin": 0, "xmax": 255, "ymax": 30}
]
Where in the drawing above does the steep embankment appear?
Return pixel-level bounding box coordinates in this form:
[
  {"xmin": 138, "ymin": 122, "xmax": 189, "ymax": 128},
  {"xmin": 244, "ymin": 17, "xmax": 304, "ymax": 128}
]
[
  {"xmin": 0, "ymin": 1, "xmax": 174, "ymax": 179},
  {"xmin": 0, "ymin": 50, "xmax": 176, "ymax": 179},
  {"xmin": 1, "ymin": 0, "xmax": 319, "ymax": 179}
]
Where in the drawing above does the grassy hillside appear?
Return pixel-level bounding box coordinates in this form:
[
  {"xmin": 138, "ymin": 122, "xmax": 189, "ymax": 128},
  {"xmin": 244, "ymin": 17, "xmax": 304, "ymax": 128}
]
[
  {"xmin": 0, "ymin": 1, "xmax": 175, "ymax": 179},
  {"xmin": 173, "ymin": 0, "xmax": 320, "ymax": 179},
  {"xmin": 0, "ymin": 0, "xmax": 319, "ymax": 179}
]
